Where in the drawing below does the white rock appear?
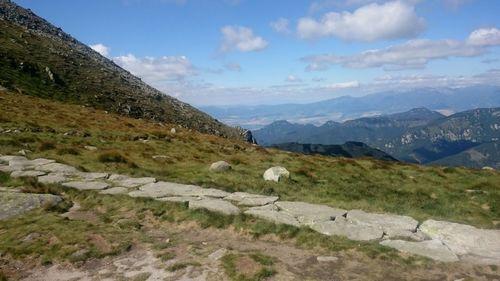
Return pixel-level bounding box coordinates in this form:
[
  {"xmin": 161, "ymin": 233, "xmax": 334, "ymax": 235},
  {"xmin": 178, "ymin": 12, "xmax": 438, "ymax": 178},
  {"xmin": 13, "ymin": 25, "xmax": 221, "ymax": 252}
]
[
  {"xmin": 263, "ymin": 166, "xmax": 290, "ymax": 182},
  {"xmin": 210, "ymin": 161, "xmax": 232, "ymax": 172},
  {"xmin": 116, "ymin": 177, "xmax": 156, "ymax": 188},
  {"xmin": 316, "ymin": 256, "xmax": 339, "ymax": 262},
  {"xmin": 380, "ymin": 239, "xmax": 459, "ymax": 262},
  {"xmin": 84, "ymin": 145, "xmax": 98, "ymax": 151},
  {"xmin": 208, "ymin": 248, "xmax": 227, "ymax": 261}
]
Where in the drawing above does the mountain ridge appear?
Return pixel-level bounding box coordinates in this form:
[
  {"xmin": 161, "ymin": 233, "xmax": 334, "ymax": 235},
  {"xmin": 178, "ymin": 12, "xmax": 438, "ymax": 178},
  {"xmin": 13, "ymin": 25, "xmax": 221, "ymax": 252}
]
[{"xmin": 0, "ymin": 0, "xmax": 254, "ymax": 143}]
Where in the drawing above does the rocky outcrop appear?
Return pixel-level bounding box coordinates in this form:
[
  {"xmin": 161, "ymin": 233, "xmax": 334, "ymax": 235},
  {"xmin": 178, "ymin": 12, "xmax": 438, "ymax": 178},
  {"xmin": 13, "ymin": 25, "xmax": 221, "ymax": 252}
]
[{"xmin": 0, "ymin": 191, "xmax": 63, "ymax": 220}]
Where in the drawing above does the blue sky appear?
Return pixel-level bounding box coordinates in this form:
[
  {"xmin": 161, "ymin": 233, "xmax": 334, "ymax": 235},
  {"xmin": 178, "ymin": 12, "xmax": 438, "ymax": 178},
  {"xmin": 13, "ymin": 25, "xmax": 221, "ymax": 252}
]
[{"xmin": 13, "ymin": 0, "xmax": 500, "ymax": 105}]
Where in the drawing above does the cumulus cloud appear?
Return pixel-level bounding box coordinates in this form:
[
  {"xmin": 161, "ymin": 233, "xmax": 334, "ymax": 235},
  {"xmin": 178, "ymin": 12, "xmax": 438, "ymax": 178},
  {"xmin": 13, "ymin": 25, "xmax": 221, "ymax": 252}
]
[
  {"xmin": 90, "ymin": 43, "xmax": 110, "ymax": 57},
  {"xmin": 302, "ymin": 27, "xmax": 500, "ymax": 71},
  {"xmin": 467, "ymin": 27, "xmax": 500, "ymax": 47},
  {"xmin": 113, "ymin": 54, "xmax": 197, "ymax": 82},
  {"xmin": 297, "ymin": 1, "xmax": 425, "ymax": 41},
  {"xmin": 270, "ymin": 18, "xmax": 291, "ymax": 34},
  {"xmin": 220, "ymin": 25, "xmax": 268, "ymax": 53}
]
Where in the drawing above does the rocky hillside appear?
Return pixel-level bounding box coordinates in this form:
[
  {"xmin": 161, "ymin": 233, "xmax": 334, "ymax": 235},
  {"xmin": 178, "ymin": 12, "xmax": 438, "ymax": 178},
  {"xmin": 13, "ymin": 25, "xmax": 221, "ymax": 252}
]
[
  {"xmin": 255, "ymin": 107, "xmax": 500, "ymax": 168},
  {"xmin": 270, "ymin": 142, "xmax": 398, "ymax": 162},
  {"xmin": 0, "ymin": 0, "xmax": 253, "ymax": 142}
]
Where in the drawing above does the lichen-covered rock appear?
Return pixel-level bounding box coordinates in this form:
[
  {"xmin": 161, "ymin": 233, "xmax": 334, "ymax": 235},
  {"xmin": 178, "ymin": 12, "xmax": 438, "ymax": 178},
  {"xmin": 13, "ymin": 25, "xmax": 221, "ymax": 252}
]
[
  {"xmin": 276, "ymin": 201, "xmax": 346, "ymax": 225},
  {"xmin": 310, "ymin": 217, "xmax": 384, "ymax": 241},
  {"xmin": 0, "ymin": 192, "xmax": 63, "ymax": 220},
  {"xmin": 346, "ymin": 209, "xmax": 419, "ymax": 239},
  {"xmin": 209, "ymin": 161, "xmax": 232, "ymax": 172},
  {"xmin": 263, "ymin": 166, "xmax": 290, "ymax": 182},
  {"xmin": 189, "ymin": 198, "xmax": 240, "ymax": 215}
]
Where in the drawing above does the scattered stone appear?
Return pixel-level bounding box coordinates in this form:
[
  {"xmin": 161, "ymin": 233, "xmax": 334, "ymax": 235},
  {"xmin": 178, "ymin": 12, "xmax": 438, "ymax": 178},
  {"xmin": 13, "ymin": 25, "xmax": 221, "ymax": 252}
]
[
  {"xmin": 0, "ymin": 192, "xmax": 63, "ymax": 220},
  {"xmin": 208, "ymin": 248, "xmax": 227, "ymax": 261},
  {"xmin": 482, "ymin": 166, "xmax": 494, "ymax": 171},
  {"xmin": 71, "ymin": 249, "xmax": 89, "ymax": 259},
  {"xmin": 18, "ymin": 149, "xmax": 30, "ymax": 156},
  {"xmin": 170, "ymin": 128, "xmax": 176, "ymax": 134},
  {"xmin": 316, "ymin": 256, "xmax": 339, "ymax": 262},
  {"xmin": 152, "ymin": 155, "xmax": 168, "ymax": 160},
  {"xmin": 10, "ymin": 170, "xmax": 46, "ymax": 178},
  {"xmin": 62, "ymin": 181, "xmax": 110, "ymax": 190},
  {"xmin": 22, "ymin": 232, "xmax": 41, "ymax": 242},
  {"xmin": 99, "ymin": 187, "xmax": 129, "ymax": 195},
  {"xmin": 189, "ymin": 198, "xmax": 240, "ymax": 215},
  {"xmin": 275, "ymin": 201, "xmax": 346, "ymax": 225},
  {"xmin": 380, "ymin": 239, "xmax": 459, "ymax": 262},
  {"xmin": 263, "ymin": 166, "xmax": 290, "ymax": 182},
  {"xmin": 0, "ymin": 155, "xmax": 27, "ymax": 163},
  {"xmin": 346, "ymin": 209, "xmax": 419, "ymax": 239},
  {"xmin": 310, "ymin": 217, "xmax": 384, "ymax": 241},
  {"xmin": 156, "ymin": 196, "xmax": 200, "ymax": 203},
  {"xmin": 209, "ymin": 161, "xmax": 232, "ymax": 172},
  {"xmin": 225, "ymin": 192, "xmax": 279, "ymax": 206},
  {"xmin": 84, "ymin": 145, "xmax": 98, "ymax": 151},
  {"xmin": 244, "ymin": 208, "xmax": 300, "ymax": 227},
  {"xmin": 38, "ymin": 173, "xmax": 70, "ymax": 184},
  {"xmin": 420, "ymin": 219, "xmax": 500, "ymax": 264},
  {"xmin": 35, "ymin": 163, "xmax": 78, "ymax": 174}
]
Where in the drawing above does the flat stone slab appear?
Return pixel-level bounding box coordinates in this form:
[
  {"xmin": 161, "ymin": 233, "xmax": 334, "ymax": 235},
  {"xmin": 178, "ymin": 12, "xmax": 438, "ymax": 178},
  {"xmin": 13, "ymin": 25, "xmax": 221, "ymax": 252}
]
[
  {"xmin": 420, "ymin": 219, "xmax": 500, "ymax": 264},
  {"xmin": 9, "ymin": 158, "xmax": 55, "ymax": 170},
  {"xmin": 346, "ymin": 210, "xmax": 419, "ymax": 238},
  {"xmin": 189, "ymin": 198, "xmax": 240, "ymax": 215},
  {"xmin": 99, "ymin": 187, "xmax": 129, "ymax": 195},
  {"xmin": 127, "ymin": 190, "xmax": 153, "ymax": 198},
  {"xmin": 10, "ymin": 170, "xmax": 47, "ymax": 178},
  {"xmin": 62, "ymin": 181, "xmax": 110, "ymax": 190},
  {"xmin": 139, "ymin": 182, "xmax": 230, "ymax": 198},
  {"xmin": 275, "ymin": 201, "xmax": 347, "ymax": 225},
  {"xmin": 76, "ymin": 172, "xmax": 109, "ymax": 181},
  {"xmin": 244, "ymin": 208, "xmax": 300, "ymax": 227},
  {"xmin": 380, "ymin": 239, "xmax": 459, "ymax": 262},
  {"xmin": 225, "ymin": 192, "xmax": 279, "ymax": 206},
  {"xmin": 112, "ymin": 177, "xmax": 156, "ymax": 188},
  {"xmin": 0, "ymin": 192, "xmax": 63, "ymax": 220},
  {"xmin": 38, "ymin": 173, "xmax": 71, "ymax": 184},
  {"xmin": 156, "ymin": 196, "xmax": 200, "ymax": 203},
  {"xmin": 0, "ymin": 156, "xmax": 27, "ymax": 163},
  {"xmin": 310, "ymin": 217, "xmax": 384, "ymax": 241},
  {"xmin": 35, "ymin": 163, "xmax": 78, "ymax": 174}
]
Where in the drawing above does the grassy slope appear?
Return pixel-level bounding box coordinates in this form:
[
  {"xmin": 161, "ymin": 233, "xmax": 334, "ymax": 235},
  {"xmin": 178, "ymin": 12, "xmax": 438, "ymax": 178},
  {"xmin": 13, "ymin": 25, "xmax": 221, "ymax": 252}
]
[{"xmin": 1, "ymin": 90, "xmax": 499, "ymax": 229}]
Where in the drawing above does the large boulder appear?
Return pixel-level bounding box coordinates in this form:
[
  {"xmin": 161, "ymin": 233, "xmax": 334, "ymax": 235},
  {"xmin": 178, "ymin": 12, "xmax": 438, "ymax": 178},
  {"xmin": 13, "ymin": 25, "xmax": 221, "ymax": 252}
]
[
  {"xmin": 263, "ymin": 166, "xmax": 290, "ymax": 182},
  {"xmin": 209, "ymin": 161, "xmax": 232, "ymax": 172},
  {"xmin": 419, "ymin": 219, "xmax": 500, "ymax": 264}
]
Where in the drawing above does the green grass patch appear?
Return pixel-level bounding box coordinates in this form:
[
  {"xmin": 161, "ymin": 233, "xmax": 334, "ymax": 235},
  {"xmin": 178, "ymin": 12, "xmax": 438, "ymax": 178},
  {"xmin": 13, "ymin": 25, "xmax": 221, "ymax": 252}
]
[{"xmin": 222, "ymin": 252, "xmax": 276, "ymax": 281}]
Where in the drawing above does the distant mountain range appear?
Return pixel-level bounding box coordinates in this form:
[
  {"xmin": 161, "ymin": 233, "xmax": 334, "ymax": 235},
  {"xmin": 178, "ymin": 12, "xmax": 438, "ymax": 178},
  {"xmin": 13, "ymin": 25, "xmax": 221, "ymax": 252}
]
[
  {"xmin": 254, "ymin": 107, "xmax": 500, "ymax": 169},
  {"xmin": 200, "ymin": 86, "xmax": 500, "ymax": 130},
  {"xmin": 270, "ymin": 142, "xmax": 398, "ymax": 162}
]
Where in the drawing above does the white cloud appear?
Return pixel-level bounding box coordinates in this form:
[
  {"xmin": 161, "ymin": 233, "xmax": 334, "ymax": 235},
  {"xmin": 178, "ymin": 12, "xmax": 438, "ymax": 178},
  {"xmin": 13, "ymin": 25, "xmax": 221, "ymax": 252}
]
[
  {"xmin": 113, "ymin": 54, "xmax": 197, "ymax": 82},
  {"xmin": 327, "ymin": 81, "xmax": 360, "ymax": 89},
  {"xmin": 270, "ymin": 18, "xmax": 290, "ymax": 34},
  {"xmin": 285, "ymin": 75, "xmax": 302, "ymax": 82},
  {"xmin": 297, "ymin": 1, "xmax": 425, "ymax": 41},
  {"xmin": 220, "ymin": 25, "xmax": 268, "ymax": 53},
  {"xmin": 302, "ymin": 27, "xmax": 500, "ymax": 71},
  {"xmin": 467, "ymin": 27, "xmax": 500, "ymax": 47},
  {"xmin": 90, "ymin": 43, "xmax": 110, "ymax": 57}
]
